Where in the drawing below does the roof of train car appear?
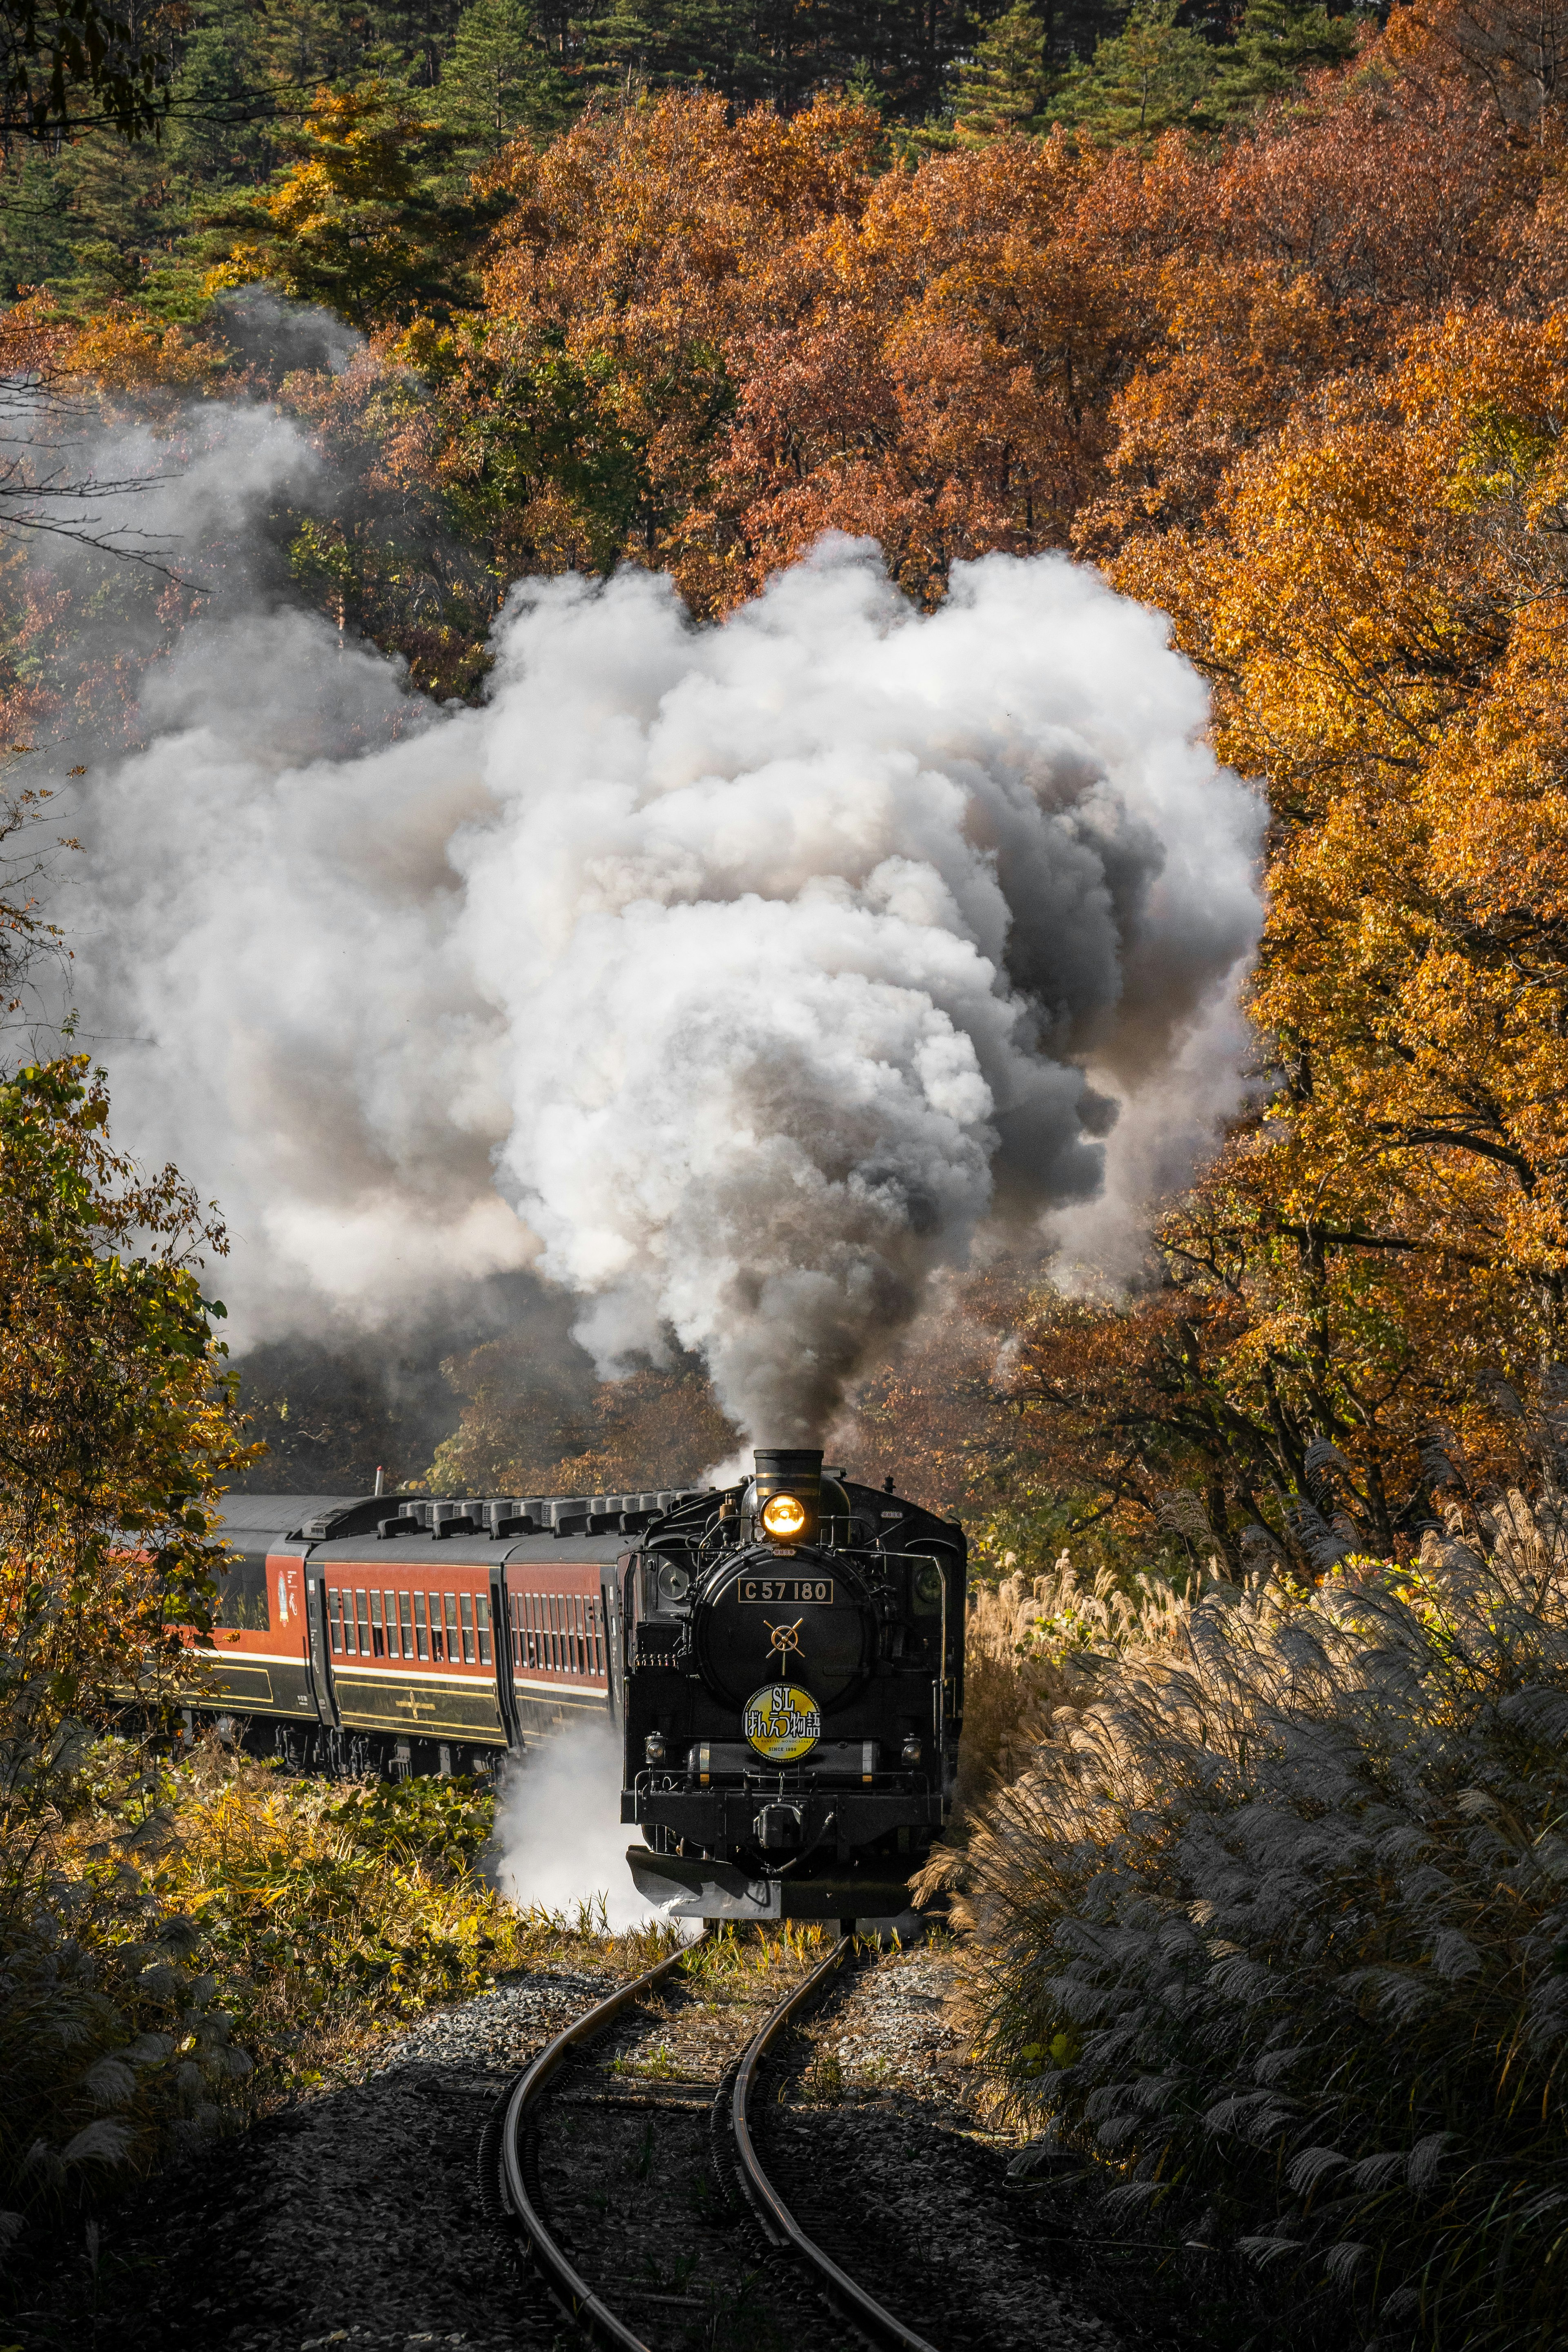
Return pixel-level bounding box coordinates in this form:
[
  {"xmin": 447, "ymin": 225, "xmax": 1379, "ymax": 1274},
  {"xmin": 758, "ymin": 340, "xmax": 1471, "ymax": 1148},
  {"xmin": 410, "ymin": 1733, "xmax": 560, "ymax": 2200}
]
[
  {"xmin": 214, "ymin": 1493, "xmax": 347, "ymax": 1536},
  {"xmin": 212, "ymin": 1497, "xmax": 654, "ymax": 1566},
  {"xmin": 309, "ymin": 1528, "xmax": 630, "ymax": 1567}
]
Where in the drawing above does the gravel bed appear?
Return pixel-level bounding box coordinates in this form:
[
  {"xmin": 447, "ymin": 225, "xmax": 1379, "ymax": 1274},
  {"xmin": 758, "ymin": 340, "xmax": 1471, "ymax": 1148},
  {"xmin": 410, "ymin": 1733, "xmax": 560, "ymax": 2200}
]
[
  {"xmin": 756, "ymin": 1942, "xmax": 1124, "ymax": 2352},
  {"xmin": 813, "ymin": 1942, "xmax": 976, "ymax": 2115},
  {"xmin": 15, "ymin": 1940, "xmax": 1131, "ymax": 2352},
  {"xmin": 13, "ymin": 1967, "xmax": 616, "ymax": 2352}
]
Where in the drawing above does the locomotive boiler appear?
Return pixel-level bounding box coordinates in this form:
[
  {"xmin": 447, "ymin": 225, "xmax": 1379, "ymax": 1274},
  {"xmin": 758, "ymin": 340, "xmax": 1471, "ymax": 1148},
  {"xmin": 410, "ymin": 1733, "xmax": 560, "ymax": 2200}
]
[{"xmin": 180, "ymin": 1446, "xmax": 965, "ymax": 1924}]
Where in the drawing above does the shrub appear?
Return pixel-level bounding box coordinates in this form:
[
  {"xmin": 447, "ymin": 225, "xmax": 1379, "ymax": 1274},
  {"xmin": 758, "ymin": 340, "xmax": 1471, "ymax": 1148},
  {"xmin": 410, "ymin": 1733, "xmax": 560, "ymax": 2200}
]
[
  {"xmin": 0, "ymin": 1735, "xmax": 655, "ymax": 2270},
  {"xmin": 964, "ymin": 1496, "xmax": 1568, "ymax": 2349}
]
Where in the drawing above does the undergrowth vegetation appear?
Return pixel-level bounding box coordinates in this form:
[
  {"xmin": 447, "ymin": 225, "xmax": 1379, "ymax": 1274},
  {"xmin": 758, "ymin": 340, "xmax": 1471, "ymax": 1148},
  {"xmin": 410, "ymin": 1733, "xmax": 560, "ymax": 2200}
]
[
  {"xmin": 953, "ymin": 1484, "xmax": 1568, "ymax": 2350},
  {"xmin": 0, "ymin": 1736, "xmax": 668, "ymax": 2270}
]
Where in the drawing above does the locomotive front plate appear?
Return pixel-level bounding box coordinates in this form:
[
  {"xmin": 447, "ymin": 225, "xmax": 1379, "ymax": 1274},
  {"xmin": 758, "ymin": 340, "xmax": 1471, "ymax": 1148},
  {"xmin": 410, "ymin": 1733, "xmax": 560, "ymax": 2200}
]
[
  {"xmin": 736, "ymin": 1575, "xmax": 833, "ymax": 1604},
  {"xmin": 743, "ymin": 1681, "xmax": 822, "ymax": 1761}
]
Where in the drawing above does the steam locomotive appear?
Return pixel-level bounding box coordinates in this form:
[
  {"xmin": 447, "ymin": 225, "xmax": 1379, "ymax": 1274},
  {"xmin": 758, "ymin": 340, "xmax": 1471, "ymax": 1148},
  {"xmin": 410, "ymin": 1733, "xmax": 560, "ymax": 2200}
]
[
  {"xmin": 620, "ymin": 1448, "xmax": 966, "ymax": 1923},
  {"xmin": 186, "ymin": 1447, "xmax": 966, "ymax": 1922}
]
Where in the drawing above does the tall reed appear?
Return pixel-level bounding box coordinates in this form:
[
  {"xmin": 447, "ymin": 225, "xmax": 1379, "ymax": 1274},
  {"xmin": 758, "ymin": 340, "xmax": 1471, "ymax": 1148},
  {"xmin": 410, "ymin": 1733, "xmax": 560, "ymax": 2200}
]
[{"xmin": 963, "ymin": 1497, "xmax": 1568, "ymax": 2348}]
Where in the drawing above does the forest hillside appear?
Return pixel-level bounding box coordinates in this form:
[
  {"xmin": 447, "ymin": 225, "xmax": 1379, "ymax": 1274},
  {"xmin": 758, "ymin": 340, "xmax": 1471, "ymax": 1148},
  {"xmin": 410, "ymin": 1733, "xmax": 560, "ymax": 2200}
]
[{"xmin": 4, "ymin": 0, "xmax": 1564, "ymax": 1581}]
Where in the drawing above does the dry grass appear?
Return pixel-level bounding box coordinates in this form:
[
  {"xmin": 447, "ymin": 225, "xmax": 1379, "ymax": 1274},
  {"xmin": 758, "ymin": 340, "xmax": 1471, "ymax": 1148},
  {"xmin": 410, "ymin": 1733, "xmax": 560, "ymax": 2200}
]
[
  {"xmin": 918, "ymin": 1555, "xmax": 1203, "ymax": 1905},
  {"xmin": 956, "ymin": 1499, "xmax": 1568, "ymax": 2350}
]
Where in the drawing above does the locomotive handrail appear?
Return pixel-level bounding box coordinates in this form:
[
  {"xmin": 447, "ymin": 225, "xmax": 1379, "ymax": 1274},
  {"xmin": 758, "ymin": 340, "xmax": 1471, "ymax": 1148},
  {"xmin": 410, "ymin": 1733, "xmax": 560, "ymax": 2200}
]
[
  {"xmin": 494, "ymin": 1932, "xmax": 699, "ymax": 2352},
  {"xmin": 728, "ymin": 1937, "xmax": 944, "ymax": 2352}
]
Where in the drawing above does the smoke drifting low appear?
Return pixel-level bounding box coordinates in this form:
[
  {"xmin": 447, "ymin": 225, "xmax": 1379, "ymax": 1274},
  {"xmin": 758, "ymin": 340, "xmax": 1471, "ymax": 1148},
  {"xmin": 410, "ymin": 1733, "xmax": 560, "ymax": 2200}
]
[
  {"xmin": 492, "ymin": 1722, "xmax": 666, "ymax": 1931},
  {"xmin": 31, "ymin": 397, "xmax": 1263, "ymax": 1443}
]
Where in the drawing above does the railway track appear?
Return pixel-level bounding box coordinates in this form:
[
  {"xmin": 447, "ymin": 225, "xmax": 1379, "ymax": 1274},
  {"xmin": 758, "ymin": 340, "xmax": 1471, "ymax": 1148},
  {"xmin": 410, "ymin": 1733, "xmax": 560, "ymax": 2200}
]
[{"xmin": 478, "ymin": 1928, "xmax": 943, "ymax": 2352}]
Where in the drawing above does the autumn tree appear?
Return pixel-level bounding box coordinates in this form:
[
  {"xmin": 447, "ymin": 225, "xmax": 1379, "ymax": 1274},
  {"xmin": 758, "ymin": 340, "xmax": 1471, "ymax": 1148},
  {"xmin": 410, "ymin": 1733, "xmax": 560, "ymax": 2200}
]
[
  {"xmin": 0, "ymin": 1056, "xmax": 256, "ymax": 1742},
  {"xmin": 428, "ymin": 1337, "xmax": 737, "ymax": 1491},
  {"xmin": 1017, "ymin": 302, "xmax": 1568, "ymax": 1567},
  {"xmin": 200, "ymin": 78, "xmax": 486, "ymax": 326}
]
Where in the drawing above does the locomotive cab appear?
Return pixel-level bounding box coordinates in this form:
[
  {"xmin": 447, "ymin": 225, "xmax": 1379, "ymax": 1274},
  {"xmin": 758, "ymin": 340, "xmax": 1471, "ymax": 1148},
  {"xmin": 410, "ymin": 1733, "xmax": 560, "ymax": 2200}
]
[{"xmin": 621, "ymin": 1446, "xmax": 966, "ymax": 1922}]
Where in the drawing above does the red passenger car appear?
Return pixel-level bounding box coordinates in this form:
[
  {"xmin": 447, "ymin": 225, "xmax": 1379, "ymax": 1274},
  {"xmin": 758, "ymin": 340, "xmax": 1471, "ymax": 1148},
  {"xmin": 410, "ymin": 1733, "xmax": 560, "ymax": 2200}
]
[{"xmin": 185, "ymin": 1488, "xmax": 700, "ymax": 1775}]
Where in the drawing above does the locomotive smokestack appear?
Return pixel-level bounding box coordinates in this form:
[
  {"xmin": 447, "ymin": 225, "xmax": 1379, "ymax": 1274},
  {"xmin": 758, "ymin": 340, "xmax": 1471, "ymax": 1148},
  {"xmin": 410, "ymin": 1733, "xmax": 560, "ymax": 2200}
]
[{"xmin": 752, "ymin": 1447, "xmax": 823, "ymax": 1545}]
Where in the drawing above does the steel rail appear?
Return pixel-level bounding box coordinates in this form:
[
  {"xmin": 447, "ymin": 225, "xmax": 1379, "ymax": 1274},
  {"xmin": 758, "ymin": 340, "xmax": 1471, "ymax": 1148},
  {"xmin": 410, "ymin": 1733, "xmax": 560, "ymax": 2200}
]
[
  {"xmin": 728, "ymin": 1938, "xmax": 944, "ymax": 2352},
  {"xmin": 488, "ymin": 1935, "xmax": 697, "ymax": 2352},
  {"xmin": 483, "ymin": 1925, "xmax": 941, "ymax": 2352}
]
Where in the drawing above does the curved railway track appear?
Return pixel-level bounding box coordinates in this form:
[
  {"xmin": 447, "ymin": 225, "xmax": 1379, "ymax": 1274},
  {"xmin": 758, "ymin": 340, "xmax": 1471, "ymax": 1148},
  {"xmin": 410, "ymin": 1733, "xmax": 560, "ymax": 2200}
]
[{"xmin": 478, "ymin": 1931, "xmax": 943, "ymax": 2352}]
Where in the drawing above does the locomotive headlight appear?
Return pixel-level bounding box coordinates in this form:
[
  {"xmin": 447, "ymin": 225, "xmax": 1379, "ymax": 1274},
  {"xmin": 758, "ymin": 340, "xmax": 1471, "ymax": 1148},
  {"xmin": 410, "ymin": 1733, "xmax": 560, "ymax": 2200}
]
[{"xmin": 760, "ymin": 1492, "xmax": 808, "ymax": 1541}]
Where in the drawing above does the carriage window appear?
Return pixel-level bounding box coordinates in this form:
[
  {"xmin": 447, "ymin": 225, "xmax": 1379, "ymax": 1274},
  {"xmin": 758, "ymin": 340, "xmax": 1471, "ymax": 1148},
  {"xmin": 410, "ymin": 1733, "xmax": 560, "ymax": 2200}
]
[
  {"xmin": 428, "ymin": 1593, "xmax": 444, "ymax": 1661},
  {"xmin": 528, "ymin": 1593, "xmax": 540, "ymax": 1670},
  {"xmin": 460, "ymin": 1593, "xmax": 475, "ymax": 1664},
  {"xmin": 476, "ymin": 1594, "xmax": 492, "ymax": 1665},
  {"xmin": 214, "ymin": 1555, "xmax": 270, "ymax": 1630},
  {"xmin": 328, "ymin": 1590, "xmax": 344, "ymax": 1654},
  {"xmin": 414, "ymin": 1591, "xmax": 430, "ymax": 1659},
  {"xmin": 398, "ymin": 1591, "xmax": 413, "ymax": 1658},
  {"xmin": 591, "ymin": 1597, "xmax": 602, "ymax": 1674},
  {"xmin": 370, "ymin": 1591, "xmax": 385, "ymax": 1657},
  {"xmin": 355, "ymin": 1590, "xmax": 372, "ymax": 1654},
  {"xmin": 445, "ymin": 1593, "xmax": 461, "ymax": 1662}
]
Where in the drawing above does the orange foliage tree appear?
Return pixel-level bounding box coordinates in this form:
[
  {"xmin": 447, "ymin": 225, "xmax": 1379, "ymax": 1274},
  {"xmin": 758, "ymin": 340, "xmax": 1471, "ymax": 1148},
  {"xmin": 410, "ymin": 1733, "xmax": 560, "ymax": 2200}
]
[{"xmin": 1035, "ymin": 298, "xmax": 1568, "ymax": 1566}]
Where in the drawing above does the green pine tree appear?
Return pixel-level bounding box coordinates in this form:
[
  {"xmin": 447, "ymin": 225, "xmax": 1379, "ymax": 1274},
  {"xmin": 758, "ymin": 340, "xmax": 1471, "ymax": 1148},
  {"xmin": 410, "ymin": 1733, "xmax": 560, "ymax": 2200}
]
[
  {"xmin": 162, "ymin": 19, "xmax": 278, "ymax": 186},
  {"xmin": 578, "ymin": 0, "xmax": 767, "ymax": 102},
  {"xmin": 1204, "ymin": 0, "xmax": 1358, "ymax": 122},
  {"xmin": 1047, "ymin": 0, "xmax": 1214, "ymax": 140},
  {"xmin": 953, "ymin": 6, "xmax": 1048, "ymax": 139},
  {"xmin": 196, "ymin": 77, "xmax": 484, "ymax": 327},
  {"xmin": 436, "ymin": 0, "xmax": 566, "ymax": 154}
]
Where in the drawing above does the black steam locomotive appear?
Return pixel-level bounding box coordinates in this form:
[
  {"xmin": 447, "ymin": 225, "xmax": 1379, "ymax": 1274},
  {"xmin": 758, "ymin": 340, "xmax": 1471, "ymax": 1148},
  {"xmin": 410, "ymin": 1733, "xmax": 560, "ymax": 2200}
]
[
  {"xmin": 620, "ymin": 1448, "xmax": 967, "ymax": 1924},
  {"xmin": 184, "ymin": 1446, "xmax": 965, "ymax": 1923}
]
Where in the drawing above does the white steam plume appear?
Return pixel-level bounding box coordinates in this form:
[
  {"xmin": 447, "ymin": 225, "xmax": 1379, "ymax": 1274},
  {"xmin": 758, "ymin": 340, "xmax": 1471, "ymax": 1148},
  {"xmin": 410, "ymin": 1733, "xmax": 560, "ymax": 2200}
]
[
  {"xmin": 492, "ymin": 1722, "xmax": 665, "ymax": 1930},
  {"xmin": 31, "ymin": 401, "xmax": 1264, "ymax": 1439}
]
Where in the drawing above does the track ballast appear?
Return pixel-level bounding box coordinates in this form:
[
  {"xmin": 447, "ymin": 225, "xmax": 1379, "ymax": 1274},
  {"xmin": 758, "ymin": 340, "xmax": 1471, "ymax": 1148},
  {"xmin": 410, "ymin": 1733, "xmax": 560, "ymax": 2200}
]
[{"xmin": 479, "ymin": 1929, "xmax": 946, "ymax": 2352}]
